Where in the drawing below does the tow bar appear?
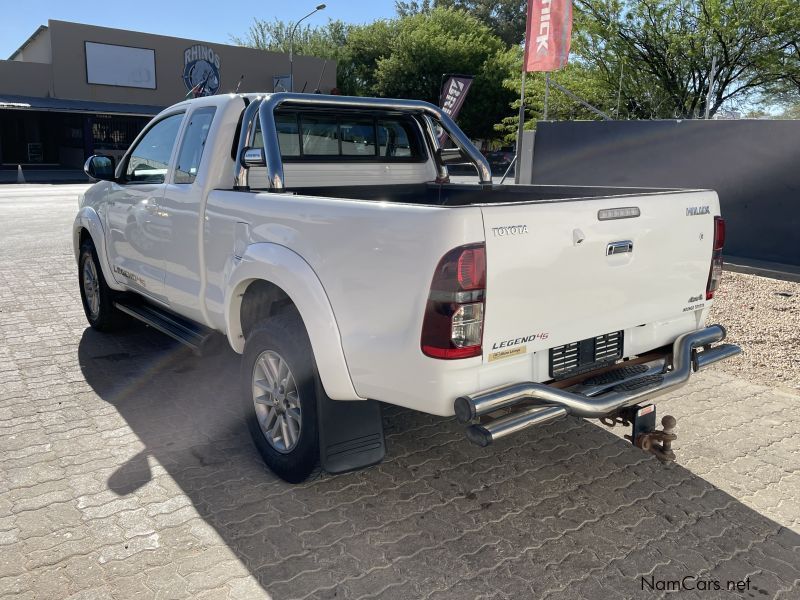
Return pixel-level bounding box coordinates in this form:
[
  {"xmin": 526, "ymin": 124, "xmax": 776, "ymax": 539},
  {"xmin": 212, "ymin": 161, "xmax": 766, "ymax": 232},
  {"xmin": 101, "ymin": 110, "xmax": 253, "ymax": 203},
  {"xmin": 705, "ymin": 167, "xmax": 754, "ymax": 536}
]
[
  {"xmin": 601, "ymin": 404, "xmax": 677, "ymax": 463},
  {"xmin": 456, "ymin": 325, "xmax": 740, "ymax": 455}
]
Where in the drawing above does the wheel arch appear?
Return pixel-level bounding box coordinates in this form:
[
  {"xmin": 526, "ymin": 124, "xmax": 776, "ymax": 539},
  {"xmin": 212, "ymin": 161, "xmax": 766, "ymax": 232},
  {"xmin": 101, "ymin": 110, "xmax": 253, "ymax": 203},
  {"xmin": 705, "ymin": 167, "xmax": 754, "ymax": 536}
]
[
  {"xmin": 224, "ymin": 243, "xmax": 363, "ymax": 401},
  {"xmin": 73, "ymin": 207, "xmax": 125, "ymax": 292}
]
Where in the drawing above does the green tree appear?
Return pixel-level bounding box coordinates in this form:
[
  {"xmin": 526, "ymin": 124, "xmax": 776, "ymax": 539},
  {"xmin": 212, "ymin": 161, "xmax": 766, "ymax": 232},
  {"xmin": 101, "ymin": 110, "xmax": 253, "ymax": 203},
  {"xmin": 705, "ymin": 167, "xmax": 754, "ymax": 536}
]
[
  {"xmin": 336, "ymin": 20, "xmax": 399, "ymax": 96},
  {"xmin": 232, "ymin": 18, "xmax": 369, "ymax": 94},
  {"xmin": 235, "ymin": 8, "xmax": 515, "ymax": 139},
  {"xmin": 495, "ymin": 48, "xmax": 616, "ymax": 143},
  {"xmin": 373, "ymin": 8, "xmax": 516, "ymax": 138},
  {"xmin": 396, "ymin": 0, "xmax": 526, "ymax": 47},
  {"xmin": 575, "ymin": 0, "xmax": 800, "ymax": 118},
  {"xmin": 231, "ymin": 18, "xmax": 350, "ymax": 57}
]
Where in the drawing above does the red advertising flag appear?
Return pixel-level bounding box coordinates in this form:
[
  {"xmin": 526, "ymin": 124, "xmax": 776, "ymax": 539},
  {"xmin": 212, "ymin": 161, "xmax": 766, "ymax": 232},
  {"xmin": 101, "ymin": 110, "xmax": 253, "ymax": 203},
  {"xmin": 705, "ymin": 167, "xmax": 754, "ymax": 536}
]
[{"xmin": 524, "ymin": 0, "xmax": 572, "ymax": 72}]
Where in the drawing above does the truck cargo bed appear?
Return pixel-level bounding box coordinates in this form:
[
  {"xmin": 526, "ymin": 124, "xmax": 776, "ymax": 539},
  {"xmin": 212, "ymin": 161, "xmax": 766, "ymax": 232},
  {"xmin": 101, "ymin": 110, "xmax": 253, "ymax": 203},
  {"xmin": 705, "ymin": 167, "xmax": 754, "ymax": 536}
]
[{"xmin": 287, "ymin": 183, "xmax": 687, "ymax": 207}]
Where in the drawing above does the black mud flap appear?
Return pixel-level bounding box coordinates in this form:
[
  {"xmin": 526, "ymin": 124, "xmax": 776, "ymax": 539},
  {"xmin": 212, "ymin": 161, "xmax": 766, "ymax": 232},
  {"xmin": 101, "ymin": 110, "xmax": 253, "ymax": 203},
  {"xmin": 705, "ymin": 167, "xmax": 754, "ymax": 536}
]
[{"xmin": 317, "ymin": 396, "xmax": 385, "ymax": 474}]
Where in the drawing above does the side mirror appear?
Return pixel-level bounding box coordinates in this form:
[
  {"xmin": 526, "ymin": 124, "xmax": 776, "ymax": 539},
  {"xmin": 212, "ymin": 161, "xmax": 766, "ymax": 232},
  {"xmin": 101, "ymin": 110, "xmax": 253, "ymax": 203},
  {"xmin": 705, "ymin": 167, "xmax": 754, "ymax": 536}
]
[
  {"xmin": 84, "ymin": 155, "xmax": 115, "ymax": 181},
  {"xmin": 437, "ymin": 147, "xmax": 469, "ymax": 165},
  {"xmin": 240, "ymin": 147, "xmax": 266, "ymax": 167}
]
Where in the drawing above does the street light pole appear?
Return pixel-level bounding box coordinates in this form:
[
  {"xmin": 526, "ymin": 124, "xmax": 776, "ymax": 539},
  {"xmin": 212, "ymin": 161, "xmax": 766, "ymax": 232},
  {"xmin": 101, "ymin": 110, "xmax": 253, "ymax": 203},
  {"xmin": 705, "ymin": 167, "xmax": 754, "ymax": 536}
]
[{"xmin": 289, "ymin": 4, "xmax": 326, "ymax": 93}]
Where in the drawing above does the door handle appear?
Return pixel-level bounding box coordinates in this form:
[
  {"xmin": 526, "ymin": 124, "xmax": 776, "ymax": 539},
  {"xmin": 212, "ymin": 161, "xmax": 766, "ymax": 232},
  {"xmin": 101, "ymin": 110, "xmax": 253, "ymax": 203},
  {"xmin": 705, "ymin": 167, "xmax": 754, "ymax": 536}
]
[{"xmin": 606, "ymin": 240, "xmax": 633, "ymax": 256}]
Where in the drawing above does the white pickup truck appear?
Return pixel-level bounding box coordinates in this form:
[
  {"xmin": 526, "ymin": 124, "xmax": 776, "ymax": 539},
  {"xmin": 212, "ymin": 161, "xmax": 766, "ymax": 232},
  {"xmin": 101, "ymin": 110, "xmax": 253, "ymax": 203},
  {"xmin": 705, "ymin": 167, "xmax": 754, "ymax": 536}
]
[{"xmin": 74, "ymin": 92, "xmax": 741, "ymax": 482}]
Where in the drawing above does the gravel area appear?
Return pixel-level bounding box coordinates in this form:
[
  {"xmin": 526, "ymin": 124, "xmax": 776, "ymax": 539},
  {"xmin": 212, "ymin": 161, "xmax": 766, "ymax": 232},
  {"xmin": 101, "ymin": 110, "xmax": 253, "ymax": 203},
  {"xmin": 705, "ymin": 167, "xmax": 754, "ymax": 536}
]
[{"xmin": 709, "ymin": 269, "xmax": 800, "ymax": 392}]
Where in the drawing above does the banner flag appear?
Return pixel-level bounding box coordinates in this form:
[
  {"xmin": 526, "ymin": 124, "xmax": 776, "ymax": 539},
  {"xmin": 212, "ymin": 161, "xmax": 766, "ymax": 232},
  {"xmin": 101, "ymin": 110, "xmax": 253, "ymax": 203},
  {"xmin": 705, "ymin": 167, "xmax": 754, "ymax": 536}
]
[
  {"xmin": 439, "ymin": 74, "xmax": 474, "ymax": 120},
  {"xmin": 524, "ymin": 0, "xmax": 572, "ymax": 72},
  {"xmin": 438, "ymin": 74, "xmax": 474, "ymax": 145}
]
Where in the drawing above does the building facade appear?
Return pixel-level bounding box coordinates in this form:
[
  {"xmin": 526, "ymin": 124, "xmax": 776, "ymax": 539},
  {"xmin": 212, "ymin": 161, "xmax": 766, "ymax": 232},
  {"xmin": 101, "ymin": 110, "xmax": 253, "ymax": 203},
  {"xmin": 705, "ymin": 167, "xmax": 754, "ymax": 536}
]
[{"xmin": 0, "ymin": 20, "xmax": 335, "ymax": 169}]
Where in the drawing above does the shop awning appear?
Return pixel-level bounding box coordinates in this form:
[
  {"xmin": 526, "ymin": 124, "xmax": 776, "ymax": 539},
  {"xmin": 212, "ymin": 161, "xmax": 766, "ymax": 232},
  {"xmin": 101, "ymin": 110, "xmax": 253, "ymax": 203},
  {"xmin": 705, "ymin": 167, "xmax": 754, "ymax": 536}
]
[{"xmin": 0, "ymin": 94, "xmax": 163, "ymax": 116}]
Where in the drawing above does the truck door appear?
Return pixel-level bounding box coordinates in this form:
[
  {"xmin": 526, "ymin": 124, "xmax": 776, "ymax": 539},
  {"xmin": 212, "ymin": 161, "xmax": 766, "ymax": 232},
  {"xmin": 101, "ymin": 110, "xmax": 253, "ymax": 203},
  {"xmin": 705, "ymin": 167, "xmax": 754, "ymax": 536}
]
[
  {"xmin": 159, "ymin": 106, "xmax": 217, "ymax": 323},
  {"xmin": 105, "ymin": 112, "xmax": 184, "ymax": 303}
]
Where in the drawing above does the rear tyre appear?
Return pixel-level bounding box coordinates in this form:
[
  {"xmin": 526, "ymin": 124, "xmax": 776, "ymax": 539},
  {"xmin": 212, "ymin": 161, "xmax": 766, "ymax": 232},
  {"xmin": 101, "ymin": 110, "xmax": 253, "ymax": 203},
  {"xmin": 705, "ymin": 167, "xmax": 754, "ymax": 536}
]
[
  {"xmin": 78, "ymin": 238, "xmax": 126, "ymax": 332},
  {"xmin": 241, "ymin": 313, "xmax": 320, "ymax": 483}
]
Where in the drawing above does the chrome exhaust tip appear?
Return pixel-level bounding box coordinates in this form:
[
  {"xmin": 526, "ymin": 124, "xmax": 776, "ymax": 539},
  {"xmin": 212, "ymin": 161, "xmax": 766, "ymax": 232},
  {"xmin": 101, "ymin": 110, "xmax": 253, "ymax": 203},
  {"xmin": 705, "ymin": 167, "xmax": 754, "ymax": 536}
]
[
  {"xmin": 454, "ymin": 395, "xmax": 477, "ymax": 423},
  {"xmin": 465, "ymin": 405, "xmax": 568, "ymax": 446},
  {"xmin": 455, "ymin": 386, "xmax": 536, "ymax": 424},
  {"xmin": 693, "ymin": 343, "xmax": 742, "ymax": 371}
]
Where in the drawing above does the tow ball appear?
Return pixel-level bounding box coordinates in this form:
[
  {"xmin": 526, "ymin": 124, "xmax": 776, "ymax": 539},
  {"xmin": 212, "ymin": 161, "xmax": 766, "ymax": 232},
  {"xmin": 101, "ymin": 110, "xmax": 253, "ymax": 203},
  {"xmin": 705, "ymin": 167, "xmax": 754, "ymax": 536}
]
[{"xmin": 600, "ymin": 404, "xmax": 677, "ymax": 463}]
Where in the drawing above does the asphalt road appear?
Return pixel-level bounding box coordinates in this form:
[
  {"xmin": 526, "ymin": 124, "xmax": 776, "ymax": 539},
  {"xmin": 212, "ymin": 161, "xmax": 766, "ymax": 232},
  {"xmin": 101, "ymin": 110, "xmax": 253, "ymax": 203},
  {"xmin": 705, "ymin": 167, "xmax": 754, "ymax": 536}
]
[{"xmin": 0, "ymin": 184, "xmax": 798, "ymax": 599}]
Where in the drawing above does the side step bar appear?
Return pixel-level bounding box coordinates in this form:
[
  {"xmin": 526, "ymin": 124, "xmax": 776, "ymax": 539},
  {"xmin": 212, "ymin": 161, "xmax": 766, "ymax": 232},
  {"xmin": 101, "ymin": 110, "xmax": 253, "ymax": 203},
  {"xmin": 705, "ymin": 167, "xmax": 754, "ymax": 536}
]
[
  {"xmin": 456, "ymin": 325, "xmax": 741, "ymax": 446},
  {"xmin": 114, "ymin": 300, "xmax": 219, "ymax": 355}
]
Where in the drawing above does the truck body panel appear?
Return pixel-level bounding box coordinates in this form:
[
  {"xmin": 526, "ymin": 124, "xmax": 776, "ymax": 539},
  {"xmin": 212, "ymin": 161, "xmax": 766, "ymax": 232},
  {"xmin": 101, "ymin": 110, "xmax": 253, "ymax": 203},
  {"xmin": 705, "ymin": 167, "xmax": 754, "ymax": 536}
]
[
  {"xmin": 75, "ymin": 93, "xmax": 734, "ymax": 421},
  {"xmin": 480, "ymin": 190, "xmax": 718, "ymax": 362}
]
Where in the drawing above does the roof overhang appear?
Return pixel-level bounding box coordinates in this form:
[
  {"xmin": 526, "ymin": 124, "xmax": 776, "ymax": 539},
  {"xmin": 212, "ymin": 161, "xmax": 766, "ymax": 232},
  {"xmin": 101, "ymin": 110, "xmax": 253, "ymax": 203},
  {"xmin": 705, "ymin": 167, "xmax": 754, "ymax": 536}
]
[{"xmin": 0, "ymin": 94, "xmax": 163, "ymax": 117}]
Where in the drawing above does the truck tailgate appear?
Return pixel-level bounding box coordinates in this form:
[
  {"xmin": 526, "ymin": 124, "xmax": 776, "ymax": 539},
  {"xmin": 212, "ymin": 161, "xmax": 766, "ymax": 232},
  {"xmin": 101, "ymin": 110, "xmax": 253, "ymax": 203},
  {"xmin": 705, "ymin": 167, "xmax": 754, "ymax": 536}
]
[{"xmin": 480, "ymin": 191, "xmax": 718, "ymax": 364}]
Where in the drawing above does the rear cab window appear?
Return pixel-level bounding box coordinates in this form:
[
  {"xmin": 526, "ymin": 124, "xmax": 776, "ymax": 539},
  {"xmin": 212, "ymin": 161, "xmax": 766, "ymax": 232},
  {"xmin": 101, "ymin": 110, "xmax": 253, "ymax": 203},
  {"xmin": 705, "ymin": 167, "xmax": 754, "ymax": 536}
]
[{"xmin": 260, "ymin": 110, "xmax": 426, "ymax": 162}]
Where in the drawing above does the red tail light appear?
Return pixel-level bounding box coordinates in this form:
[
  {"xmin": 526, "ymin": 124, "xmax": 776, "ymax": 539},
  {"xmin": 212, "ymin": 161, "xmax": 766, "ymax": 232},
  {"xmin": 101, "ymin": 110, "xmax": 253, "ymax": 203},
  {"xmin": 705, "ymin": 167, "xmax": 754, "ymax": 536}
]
[
  {"xmin": 706, "ymin": 216, "xmax": 725, "ymax": 300},
  {"xmin": 713, "ymin": 216, "xmax": 726, "ymax": 250},
  {"xmin": 457, "ymin": 247, "xmax": 486, "ymax": 290},
  {"xmin": 421, "ymin": 244, "xmax": 486, "ymax": 359}
]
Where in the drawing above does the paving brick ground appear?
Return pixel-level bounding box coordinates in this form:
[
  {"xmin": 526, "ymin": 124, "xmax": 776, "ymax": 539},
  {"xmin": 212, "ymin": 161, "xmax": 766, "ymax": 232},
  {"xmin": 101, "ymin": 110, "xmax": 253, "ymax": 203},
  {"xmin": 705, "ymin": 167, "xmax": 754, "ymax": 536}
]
[{"xmin": 0, "ymin": 184, "xmax": 798, "ymax": 599}]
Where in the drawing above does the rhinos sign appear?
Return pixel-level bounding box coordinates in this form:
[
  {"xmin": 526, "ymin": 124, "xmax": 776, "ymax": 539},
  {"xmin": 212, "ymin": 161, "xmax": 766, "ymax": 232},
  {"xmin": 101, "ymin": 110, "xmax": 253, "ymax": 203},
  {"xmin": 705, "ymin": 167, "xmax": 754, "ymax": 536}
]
[{"xmin": 183, "ymin": 45, "xmax": 221, "ymax": 97}]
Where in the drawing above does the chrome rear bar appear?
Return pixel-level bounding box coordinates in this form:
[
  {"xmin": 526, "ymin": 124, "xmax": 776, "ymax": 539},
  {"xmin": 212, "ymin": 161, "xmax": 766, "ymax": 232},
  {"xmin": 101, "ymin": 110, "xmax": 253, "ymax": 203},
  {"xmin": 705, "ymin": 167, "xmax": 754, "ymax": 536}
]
[{"xmin": 457, "ymin": 325, "xmax": 741, "ymax": 446}]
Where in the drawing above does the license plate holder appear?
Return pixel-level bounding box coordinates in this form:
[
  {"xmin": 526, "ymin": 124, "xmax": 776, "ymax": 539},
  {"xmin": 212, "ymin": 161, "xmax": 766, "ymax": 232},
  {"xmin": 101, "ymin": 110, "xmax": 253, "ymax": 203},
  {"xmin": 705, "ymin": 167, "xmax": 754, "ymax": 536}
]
[{"xmin": 549, "ymin": 330, "xmax": 623, "ymax": 379}]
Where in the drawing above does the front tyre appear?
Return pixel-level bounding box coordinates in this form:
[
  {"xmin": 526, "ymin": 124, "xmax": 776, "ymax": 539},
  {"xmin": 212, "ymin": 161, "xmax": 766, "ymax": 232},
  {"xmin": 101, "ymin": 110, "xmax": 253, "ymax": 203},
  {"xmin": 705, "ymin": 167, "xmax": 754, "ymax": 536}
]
[
  {"xmin": 78, "ymin": 238, "xmax": 125, "ymax": 331},
  {"xmin": 242, "ymin": 313, "xmax": 320, "ymax": 483}
]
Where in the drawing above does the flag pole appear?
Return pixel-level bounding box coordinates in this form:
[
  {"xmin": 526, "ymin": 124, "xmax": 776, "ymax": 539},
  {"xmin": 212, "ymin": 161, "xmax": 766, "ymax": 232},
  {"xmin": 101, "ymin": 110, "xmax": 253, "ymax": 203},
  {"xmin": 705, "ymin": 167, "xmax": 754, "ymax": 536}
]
[
  {"xmin": 514, "ymin": 70, "xmax": 527, "ymax": 183},
  {"xmin": 543, "ymin": 72, "xmax": 550, "ymax": 120}
]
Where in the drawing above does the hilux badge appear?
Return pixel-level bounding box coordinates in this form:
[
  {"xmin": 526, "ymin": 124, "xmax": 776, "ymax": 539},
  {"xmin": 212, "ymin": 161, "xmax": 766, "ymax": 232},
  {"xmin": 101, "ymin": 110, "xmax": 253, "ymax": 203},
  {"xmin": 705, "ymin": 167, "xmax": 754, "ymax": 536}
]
[{"xmin": 686, "ymin": 206, "xmax": 710, "ymax": 216}]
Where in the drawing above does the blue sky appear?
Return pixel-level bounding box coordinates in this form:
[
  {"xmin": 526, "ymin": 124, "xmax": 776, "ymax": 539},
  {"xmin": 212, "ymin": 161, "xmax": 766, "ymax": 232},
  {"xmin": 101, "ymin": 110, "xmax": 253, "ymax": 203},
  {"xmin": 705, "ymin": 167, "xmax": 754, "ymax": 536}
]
[{"xmin": 1, "ymin": 0, "xmax": 399, "ymax": 59}]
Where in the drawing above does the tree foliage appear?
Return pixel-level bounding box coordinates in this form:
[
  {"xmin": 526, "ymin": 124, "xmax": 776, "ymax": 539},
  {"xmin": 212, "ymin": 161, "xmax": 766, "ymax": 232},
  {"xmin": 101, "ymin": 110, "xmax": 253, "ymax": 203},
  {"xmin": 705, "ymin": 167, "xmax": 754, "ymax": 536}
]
[
  {"xmin": 372, "ymin": 8, "xmax": 516, "ymax": 138},
  {"xmin": 495, "ymin": 49, "xmax": 617, "ymax": 143},
  {"xmin": 396, "ymin": 0, "xmax": 526, "ymax": 47},
  {"xmin": 235, "ymin": 1, "xmax": 800, "ymax": 143},
  {"xmin": 235, "ymin": 8, "xmax": 514, "ymax": 138},
  {"xmin": 231, "ymin": 19, "xmax": 357, "ymax": 92},
  {"xmin": 575, "ymin": 0, "xmax": 800, "ymax": 119}
]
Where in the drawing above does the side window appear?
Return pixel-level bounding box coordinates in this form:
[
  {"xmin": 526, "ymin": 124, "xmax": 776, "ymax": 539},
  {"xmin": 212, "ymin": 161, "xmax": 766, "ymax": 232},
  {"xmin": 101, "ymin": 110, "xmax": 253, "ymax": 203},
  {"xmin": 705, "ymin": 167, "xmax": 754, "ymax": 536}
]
[
  {"xmin": 174, "ymin": 107, "xmax": 216, "ymax": 184},
  {"xmin": 125, "ymin": 113, "xmax": 184, "ymax": 184},
  {"xmin": 378, "ymin": 120, "xmax": 413, "ymax": 157}
]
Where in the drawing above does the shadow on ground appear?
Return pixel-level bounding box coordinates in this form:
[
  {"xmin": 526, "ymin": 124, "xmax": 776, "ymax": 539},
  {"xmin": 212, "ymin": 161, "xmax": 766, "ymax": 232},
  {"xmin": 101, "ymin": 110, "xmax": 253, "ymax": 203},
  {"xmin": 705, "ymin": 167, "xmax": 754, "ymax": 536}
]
[{"xmin": 78, "ymin": 325, "xmax": 800, "ymax": 600}]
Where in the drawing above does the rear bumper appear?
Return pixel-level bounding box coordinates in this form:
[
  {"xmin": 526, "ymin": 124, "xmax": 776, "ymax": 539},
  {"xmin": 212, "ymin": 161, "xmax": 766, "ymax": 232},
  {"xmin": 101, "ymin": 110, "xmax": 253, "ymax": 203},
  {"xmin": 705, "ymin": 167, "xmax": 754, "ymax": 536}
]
[{"xmin": 455, "ymin": 324, "xmax": 741, "ymax": 446}]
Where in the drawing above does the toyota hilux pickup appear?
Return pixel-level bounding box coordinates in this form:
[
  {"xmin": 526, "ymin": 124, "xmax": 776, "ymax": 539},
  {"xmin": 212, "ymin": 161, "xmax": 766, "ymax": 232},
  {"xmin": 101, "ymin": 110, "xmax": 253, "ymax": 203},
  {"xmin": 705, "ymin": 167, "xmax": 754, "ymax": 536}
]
[{"xmin": 74, "ymin": 92, "xmax": 741, "ymax": 482}]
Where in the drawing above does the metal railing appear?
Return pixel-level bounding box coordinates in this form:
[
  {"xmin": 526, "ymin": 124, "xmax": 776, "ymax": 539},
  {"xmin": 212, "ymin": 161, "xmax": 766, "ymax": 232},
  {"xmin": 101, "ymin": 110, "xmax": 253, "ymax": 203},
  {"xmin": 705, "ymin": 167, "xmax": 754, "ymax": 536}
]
[{"xmin": 233, "ymin": 92, "xmax": 493, "ymax": 191}]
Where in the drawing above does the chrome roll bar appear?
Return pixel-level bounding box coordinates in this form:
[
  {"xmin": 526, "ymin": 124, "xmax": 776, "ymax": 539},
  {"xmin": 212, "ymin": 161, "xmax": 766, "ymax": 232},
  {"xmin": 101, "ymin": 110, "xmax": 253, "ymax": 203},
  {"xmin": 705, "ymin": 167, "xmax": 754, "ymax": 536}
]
[
  {"xmin": 233, "ymin": 92, "xmax": 493, "ymax": 191},
  {"xmin": 234, "ymin": 97, "xmax": 264, "ymax": 190}
]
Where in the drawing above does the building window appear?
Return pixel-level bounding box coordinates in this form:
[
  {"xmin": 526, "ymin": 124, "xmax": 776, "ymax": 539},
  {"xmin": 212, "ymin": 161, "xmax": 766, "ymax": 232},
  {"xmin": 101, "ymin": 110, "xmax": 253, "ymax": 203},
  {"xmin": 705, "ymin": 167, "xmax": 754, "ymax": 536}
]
[{"xmin": 92, "ymin": 115, "xmax": 151, "ymax": 153}]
